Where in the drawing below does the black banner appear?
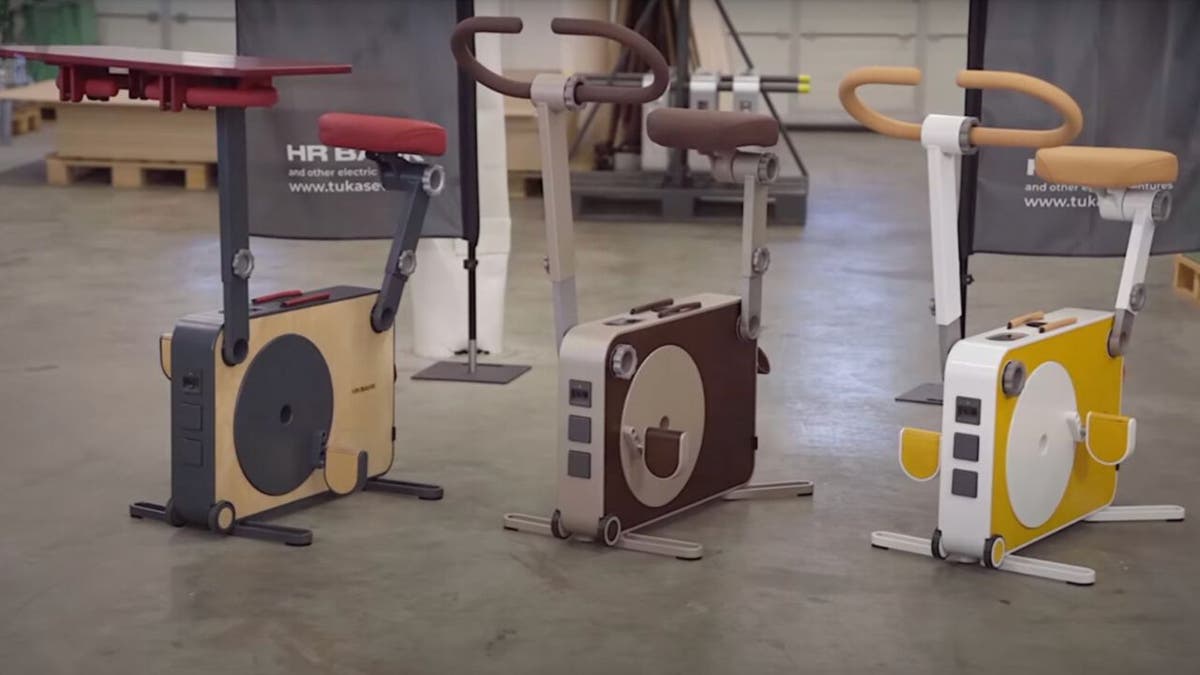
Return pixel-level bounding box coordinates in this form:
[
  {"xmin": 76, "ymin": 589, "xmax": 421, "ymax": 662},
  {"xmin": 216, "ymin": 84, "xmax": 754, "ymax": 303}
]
[{"xmin": 236, "ymin": 0, "xmax": 471, "ymax": 239}]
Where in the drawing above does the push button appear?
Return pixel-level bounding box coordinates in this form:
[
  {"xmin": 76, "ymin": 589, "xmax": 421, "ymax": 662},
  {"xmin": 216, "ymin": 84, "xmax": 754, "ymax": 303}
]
[
  {"xmin": 952, "ymin": 433, "xmax": 980, "ymax": 462},
  {"xmin": 567, "ymin": 450, "xmax": 591, "ymax": 479},
  {"xmin": 951, "ymin": 469, "xmax": 978, "ymax": 498},
  {"xmin": 567, "ymin": 415, "xmax": 591, "ymax": 443}
]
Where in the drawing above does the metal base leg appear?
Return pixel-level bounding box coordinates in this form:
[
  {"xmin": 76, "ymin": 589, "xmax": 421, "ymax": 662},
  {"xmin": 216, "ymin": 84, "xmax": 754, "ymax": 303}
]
[
  {"xmin": 232, "ymin": 520, "xmax": 313, "ymax": 546},
  {"xmin": 724, "ymin": 480, "xmax": 814, "ymax": 500},
  {"xmin": 129, "ymin": 501, "xmax": 169, "ymax": 522},
  {"xmin": 364, "ymin": 477, "xmax": 444, "ymax": 500},
  {"xmin": 895, "ymin": 381, "xmax": 944, "ymax": 406},
  {"xmin": 1085, "ymin": 504, "xmax": 1186, "ymax": 523},
  {"xmin": 869, "ymin": 531, "xmax": 1097, "ymax": 586},
  {"xmin": 502, "ymin": 512, "xmax": 704, "ymax": 560},
  {"xmin": 129, "ymin": 500, "xmax": 314, "ymax": 546}
]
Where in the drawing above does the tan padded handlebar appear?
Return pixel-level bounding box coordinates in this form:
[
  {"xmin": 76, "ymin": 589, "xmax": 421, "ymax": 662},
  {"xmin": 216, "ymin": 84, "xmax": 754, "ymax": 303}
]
[
  {"xmin": 837, "ymin": 66, "xmax": 923, "ymax": 140},
  {"xmin": 450, "ymin": 16, "xmax": 668, "ymax": 106},
  {"xmin": 956, "ymin": 70, "xmax": 1082, "ymax": 147},
  {"xmin": 837, "ymin": 66, "xmax": 1084, "ymax": 148}
]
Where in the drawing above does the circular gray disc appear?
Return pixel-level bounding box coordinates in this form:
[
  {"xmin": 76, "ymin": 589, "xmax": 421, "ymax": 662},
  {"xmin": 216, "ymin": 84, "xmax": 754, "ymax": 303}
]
[{"xmin": 234, "ymin": 334, "xmax": 334, "ymax": 496}]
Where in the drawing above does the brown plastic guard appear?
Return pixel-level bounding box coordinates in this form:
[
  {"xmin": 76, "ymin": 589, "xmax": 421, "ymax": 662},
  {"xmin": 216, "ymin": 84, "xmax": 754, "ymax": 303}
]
[
  {"xmin": 646, "ymin": 108, "xmax": 779, "ymax": 153},
  {"xmin": 838, "ymin": 66, "xmax": 1083, "ymax": 148},
  {"xmin": 450, "ymin": 16, "xmax": 668, "ymax": 105},
  {"xmin": 644, "ymin": 428, "xmax": 683, "ymax": 479}
]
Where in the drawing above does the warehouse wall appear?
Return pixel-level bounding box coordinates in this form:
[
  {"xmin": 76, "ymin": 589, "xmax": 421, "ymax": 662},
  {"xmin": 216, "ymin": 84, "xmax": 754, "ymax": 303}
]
[
  {"xmin": 90, "ymin": 0, "xmax": 969, "ymax": 124},
  {"xmin": 94, "ymin": 0, "xmax": 235, "ymax": 52}
]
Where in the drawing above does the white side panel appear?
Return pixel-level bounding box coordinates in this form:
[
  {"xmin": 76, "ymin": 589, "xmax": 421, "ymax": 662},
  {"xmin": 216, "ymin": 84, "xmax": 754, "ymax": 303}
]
[{"xmin": 937, "ymin": 339, "xmax": 1003, "ymax": 556}]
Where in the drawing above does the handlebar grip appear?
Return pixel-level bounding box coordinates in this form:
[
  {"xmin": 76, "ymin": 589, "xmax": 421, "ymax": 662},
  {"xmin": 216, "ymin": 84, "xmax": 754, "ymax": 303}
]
[
  {"xmin": 450, "ymin": 16, "xmax": 533, "ymax": 99},
  {"xmin": 957, "ymin": 70, "xmax": 1083, "ymax": 148},
  {"xmin": 837, "ymin": 66, "xmax": 922, "ymax": 140},
  {"xmin": 550, "ymin": 18, "xmax": 669, "ymax": 105}
]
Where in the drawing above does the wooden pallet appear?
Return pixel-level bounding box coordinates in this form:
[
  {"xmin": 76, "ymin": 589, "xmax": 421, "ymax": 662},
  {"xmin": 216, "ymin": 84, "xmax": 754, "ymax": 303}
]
[
  {"xmin": 10, "ymin": 104, "xmax": 41, "ymax": 135},
  {"xmin": 45, "ymin": 154, "xmax": 214, "ymax": 190},
  {"xmin": 1174, "ymin": 254, "xmax": 1200, "ymax": 305}
]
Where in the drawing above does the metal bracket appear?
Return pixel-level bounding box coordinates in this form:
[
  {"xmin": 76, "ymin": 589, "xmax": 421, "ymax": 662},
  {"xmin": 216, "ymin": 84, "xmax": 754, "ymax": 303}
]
[{"xmin": 368, "ymin": 154, "xmax": 437, "ymax": 333}]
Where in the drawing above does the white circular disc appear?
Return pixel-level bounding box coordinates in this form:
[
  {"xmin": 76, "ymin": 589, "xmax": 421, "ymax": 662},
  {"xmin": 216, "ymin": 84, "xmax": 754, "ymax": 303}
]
[
  {"xmin": 1005, "ymin": 361, "xmax": 1078, "ymax": 528},
  {"xmin": 620, "ymin": 345, "xmax": 705, "ymax": 508}
]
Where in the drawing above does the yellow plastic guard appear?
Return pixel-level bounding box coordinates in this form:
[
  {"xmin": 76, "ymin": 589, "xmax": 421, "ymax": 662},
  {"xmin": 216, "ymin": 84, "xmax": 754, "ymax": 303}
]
[
  {"xmin": 325, "ymin": 448, "xmax": 368, "ymax": 495},
  {"xmin": 1086, "ymin": 412, "xmax": 1135, "ymax": 465},
  {"xmin": 899, "ymin": 427, "xmax": 941, "ymax": 481},
  {"xmin": 159, "ymin": 332, "xmax": 172, "ymax": 380}
]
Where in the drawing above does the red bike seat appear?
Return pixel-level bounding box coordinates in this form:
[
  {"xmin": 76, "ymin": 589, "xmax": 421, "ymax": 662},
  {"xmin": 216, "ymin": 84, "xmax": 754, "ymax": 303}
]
[{"xmin": 318, "ymin": 112, "xmax": 447, "ymax": 156}]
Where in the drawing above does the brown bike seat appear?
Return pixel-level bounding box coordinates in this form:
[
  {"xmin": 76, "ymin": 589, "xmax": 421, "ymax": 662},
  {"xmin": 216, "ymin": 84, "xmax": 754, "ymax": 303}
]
[
  {"xmin": 1035, "ymin": 146, "xmax": 1177, "ymax": 188},
  {"xmin": 647, "ymin": 108, "xmax": 778, "ymax": 154}
]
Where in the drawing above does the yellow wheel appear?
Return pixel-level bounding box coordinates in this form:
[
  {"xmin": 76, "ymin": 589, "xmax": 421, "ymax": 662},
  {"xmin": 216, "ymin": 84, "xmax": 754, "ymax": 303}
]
[
  {"xmin": 207, "ymin": 501, "xmax": 236, "ymax": 535},
  {"xmin": 983, "ymin": 535, "xmax": 1006, "ymax": 569}
]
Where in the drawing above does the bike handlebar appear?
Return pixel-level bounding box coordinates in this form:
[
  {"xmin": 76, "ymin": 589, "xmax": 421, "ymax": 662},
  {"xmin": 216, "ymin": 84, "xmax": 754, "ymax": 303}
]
[
  {"xmin": 837, "ymin": 66, "xmax": 1084, "ymax": 148},
  {"xmin": 450, "ymin": 16, "xmax": 669, "ymax": 106}
]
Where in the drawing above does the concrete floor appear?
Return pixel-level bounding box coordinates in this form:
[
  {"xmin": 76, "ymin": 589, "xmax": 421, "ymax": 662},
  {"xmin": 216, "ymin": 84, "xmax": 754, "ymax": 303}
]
[{"xmin": 1, "ymin": 129, "xmax": 1197, "ymax": 674}]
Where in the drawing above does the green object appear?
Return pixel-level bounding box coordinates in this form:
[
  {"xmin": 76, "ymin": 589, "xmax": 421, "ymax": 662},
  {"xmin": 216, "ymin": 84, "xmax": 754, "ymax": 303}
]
[
  {"xmin": 15, "ymin": 1, "xmax": 99, "ymax": 81},
  {"xmin": 1186, "ymin": 252, "xmax": 1200, "ymax": 264}
]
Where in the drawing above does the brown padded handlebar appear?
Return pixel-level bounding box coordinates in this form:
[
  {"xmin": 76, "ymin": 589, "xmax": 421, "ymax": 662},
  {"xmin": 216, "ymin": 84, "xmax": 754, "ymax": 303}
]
[
  {"xmin": 838, "ymin": 66, "xmax": 1084, "ymax": 148},
  {"xmin": 450, "ymin": 16, "xmax": 668, "ymax": 106},
  {"xmin": 550, "ymin": 18, "xmax": 668, "ymax": 105},
  {"xmin": 450, "ymin": 17, "xmax": 532, "ymax": 99}
]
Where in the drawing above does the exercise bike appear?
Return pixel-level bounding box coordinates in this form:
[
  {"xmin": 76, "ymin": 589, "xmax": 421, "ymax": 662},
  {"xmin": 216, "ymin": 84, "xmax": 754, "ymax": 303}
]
[
  {"xmin": 452, "ymin": 16, "xmax": 812, "ymax": 560},
  {"xmin": 840, "ymin": 66, "xmax": 1185, "ymax": 584},
  {"xmin": 10, "ymin": 48, "xmax": 457, "ymax": 545}
]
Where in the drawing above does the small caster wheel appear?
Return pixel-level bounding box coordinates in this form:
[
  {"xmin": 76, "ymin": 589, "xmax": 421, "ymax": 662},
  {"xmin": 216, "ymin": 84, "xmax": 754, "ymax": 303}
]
[
  {"xmin": 599, "ymin": 515, "xmax": 621, "ymax": 547},
  {"xmin": 207, "ymin": 500, "xmax": 236, "ymax": 535},
  {"xmin": 983, "ymin": 535, "xmax": 1006, "ymax": 569},
  {"xmin": 930, "ymin": 528, "xmax": 948, "ymax": 560},
  {"xmin": 165, "ymin": 498, "xmax": 187, "ymax": 528},
  {"xmin": 550, "ymin": 509, "xmax": 571, "ymax": 540}
]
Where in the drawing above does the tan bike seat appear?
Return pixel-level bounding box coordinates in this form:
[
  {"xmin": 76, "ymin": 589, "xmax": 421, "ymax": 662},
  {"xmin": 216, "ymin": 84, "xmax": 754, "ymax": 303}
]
[{"xmin": 1035, "ymin": 146, "xmax": 1178, "ymax": 188}]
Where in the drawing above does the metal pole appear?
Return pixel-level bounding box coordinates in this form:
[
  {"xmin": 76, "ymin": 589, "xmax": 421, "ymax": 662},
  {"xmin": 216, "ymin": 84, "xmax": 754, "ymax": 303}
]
[
  {"xmin": 458, "ymin": 0, "xmax": 481, "ymax": 372},
  {"xmin": 665, "ymin": 0, "xmax": 691, "ymax": 187},
  {"xmin": 957, "ymin": 0, "xmax": 989, "ymax": 338},
  {"xmin": 216, "ymin": 106, "xmax": 251, "ymax": 365}
]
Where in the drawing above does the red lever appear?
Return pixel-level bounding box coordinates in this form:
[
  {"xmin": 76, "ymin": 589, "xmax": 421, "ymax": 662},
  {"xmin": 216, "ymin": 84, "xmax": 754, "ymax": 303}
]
[
  {"xmin": 281, "ymin": 291, "xmax": 332, "ymax": 308},
  {"xmin": 252, "ymin": 289, "xmax": 304, "ymax": 305}
]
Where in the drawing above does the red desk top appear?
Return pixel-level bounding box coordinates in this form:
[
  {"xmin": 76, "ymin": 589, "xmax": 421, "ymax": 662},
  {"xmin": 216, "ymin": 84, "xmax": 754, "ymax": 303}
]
[{"xmin": 0, "ymin": 45, "xmax": 350, "ymax": 77}]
